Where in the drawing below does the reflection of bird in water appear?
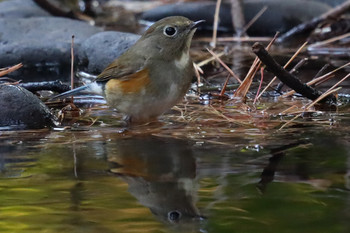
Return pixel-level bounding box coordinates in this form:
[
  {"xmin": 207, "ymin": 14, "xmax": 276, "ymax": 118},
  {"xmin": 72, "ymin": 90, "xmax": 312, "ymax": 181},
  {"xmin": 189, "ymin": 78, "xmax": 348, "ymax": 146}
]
[{"xmin": 107, "ymin": 136, "xmax": 203, "ymax": 224}]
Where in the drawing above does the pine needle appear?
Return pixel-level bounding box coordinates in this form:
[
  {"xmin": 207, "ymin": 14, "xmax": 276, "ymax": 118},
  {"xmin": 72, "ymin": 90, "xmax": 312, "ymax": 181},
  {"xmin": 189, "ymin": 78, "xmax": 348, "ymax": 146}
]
[
  {"xmin": 0, "ymin": 63, "xmax": 23, "ymax": 77},
  {"xmin": 234, "ymin": 32, "xmax": 279, "ymax": 98},
  {"xmin": 206, "ymin": 48, "xmax": 242, "ymax": 83}
]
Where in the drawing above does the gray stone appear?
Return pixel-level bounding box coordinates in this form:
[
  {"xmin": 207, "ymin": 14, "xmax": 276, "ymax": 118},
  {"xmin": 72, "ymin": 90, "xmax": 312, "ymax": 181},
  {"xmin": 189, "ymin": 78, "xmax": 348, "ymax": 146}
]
[
  {"xmin": 0, "ymin": 17, "xmax": 102, "ymax": 68},
  {"xmin": 78, "ymin": 31, "xmax": 140, "ymax": 74},
  {"xmin": 0, "ymin": 84, "xmax": 56, "ymax": 129},
  {"xmin": 315, "ymin": 0, "xmax": 346, "ymax": 7},
  {"xmin": 141, "ymin": 0, "xmax": 331, "ymax": 36},
  {"xmin": 0, "ymin": 0, "xmax": 142, "ymax": 78},
  {"xmin": 0, "ymin": 0, "xmax": 50, "ymax": 18}
]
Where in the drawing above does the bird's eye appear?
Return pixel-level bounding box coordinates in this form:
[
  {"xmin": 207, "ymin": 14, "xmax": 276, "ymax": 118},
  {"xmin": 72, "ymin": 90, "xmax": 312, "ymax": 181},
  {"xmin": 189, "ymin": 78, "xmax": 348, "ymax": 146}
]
[
  {"xmin": 168, "ymin": 210, "xmax": 182, "ymax": 222},
  {"xmin": 163, "ymin": 26, "xmax": 177, "ymax": 37}
]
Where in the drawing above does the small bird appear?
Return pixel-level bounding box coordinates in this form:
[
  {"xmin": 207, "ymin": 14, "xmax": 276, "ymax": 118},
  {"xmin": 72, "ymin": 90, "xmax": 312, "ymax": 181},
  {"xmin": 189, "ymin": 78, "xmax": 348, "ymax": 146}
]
[{"xmin": 53, "ymin": 16, "xmax": 203, "ymax": 123}]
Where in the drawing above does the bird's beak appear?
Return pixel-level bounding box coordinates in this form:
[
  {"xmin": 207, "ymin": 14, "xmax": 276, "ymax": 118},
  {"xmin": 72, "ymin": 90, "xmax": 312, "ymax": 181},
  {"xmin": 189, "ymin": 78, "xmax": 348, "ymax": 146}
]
[{"xmin": 190, "ymin": 20, "xmax": 205, "ymax": 30}]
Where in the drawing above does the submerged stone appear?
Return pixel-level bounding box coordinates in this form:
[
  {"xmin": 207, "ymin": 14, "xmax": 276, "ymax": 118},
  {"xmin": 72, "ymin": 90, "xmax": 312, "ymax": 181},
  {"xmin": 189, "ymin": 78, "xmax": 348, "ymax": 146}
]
[{"xmin": 0, "ymin": 85, "xmax": 56, "ymax": 129}]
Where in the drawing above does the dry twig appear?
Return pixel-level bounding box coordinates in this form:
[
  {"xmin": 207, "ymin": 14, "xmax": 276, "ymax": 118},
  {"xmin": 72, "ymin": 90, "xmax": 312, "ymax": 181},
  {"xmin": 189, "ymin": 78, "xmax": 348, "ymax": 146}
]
[
  {"xmin": 252, "ymin": 42, "xmax": 335, "ymax": 103},
  {"xmin": 0, "ymin": 63, "xmax": 23, "ymax": 77},
  {"xmin": 278, "ymin": 0, "xmax": 350, "ymax": 41},
  {"xmin": 211, "ymin": 0, "xmax": 222, "ymax": 48},
  {"xmin": 279, "ymin": 71, "xmax": 350, "ymax": 129},
  {"xmin": 282, "ymin": 61, "xmax": 350, "ymax": 98}
]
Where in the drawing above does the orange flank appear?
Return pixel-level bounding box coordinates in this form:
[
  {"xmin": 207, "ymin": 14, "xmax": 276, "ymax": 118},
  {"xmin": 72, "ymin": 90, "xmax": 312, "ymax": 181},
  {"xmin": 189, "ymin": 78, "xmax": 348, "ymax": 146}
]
[{"xmin": 106, "ymin": 68, "xmax": 151, "ymax": 94}]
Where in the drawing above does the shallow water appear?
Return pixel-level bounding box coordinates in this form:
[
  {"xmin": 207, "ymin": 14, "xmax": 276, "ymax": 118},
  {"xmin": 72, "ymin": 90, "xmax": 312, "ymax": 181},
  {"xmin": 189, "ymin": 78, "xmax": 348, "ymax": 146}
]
[
  {"xmin": 2, "ymin": 2, "xmax": 350, "ymax": 231},
  {"xmin": 1, "ymin": 97, "xmax": 350, "ymax": 233}
]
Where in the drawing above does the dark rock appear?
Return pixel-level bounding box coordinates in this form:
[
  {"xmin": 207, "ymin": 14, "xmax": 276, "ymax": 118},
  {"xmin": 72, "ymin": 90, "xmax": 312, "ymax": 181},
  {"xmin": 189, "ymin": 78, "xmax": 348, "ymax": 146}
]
[
  {"xmin": 0, "ymin": 17, "xmax": 102, "ymax": 69},
  {"xmin": 0, "ymin": 84, "xmax": 56, "ymax": 130},
  {"xmin": 78, "ymin": 31, "xmax": 140, "ymax": 74},
  {"xmin": 140, "ymin": 0, "xmax": 331, "ymax": 36},
  {"xmin": 0, "ymin": 0, "xmax": 50, "ymax": 18},
  {"xmin": 315, "ymin": 0, "xmax": 346, "ymax": 7},
  {"xmin": 0, "ymin": 0, "xmax": 139, "ymax": 79},
  {"xmin": 0, "ymin": 0, "xmax": 141, "ymax": 79}
]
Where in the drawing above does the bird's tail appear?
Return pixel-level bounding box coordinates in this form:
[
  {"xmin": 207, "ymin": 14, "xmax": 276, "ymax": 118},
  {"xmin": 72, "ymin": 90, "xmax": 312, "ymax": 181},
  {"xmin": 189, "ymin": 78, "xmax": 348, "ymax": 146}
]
[{"xmin": 49, "ymin": 85, "xmax": 90, "ymax": 100}]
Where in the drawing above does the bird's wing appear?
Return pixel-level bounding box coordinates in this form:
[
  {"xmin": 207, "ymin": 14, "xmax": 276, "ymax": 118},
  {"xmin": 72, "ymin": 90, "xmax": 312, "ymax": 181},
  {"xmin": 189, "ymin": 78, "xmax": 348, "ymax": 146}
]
[{"xmin": 95, "ymin": 56, "xmax": 146, "ymax": 83}]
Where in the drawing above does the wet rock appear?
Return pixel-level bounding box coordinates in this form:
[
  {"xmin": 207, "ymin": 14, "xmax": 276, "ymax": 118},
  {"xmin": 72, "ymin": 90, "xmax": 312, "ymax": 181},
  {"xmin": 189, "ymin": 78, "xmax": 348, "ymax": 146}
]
[
  {"xmin": 315, "ymin": 0, "xmax": 346, "ymax": 7},
  {"xmin": 0, "ymin": 17, "xmax": 101, "ymax": 66},
  {"xmin": 79, "ymin": 31, "xmax": 140, "ymax": 74},
  {"xmin": 140, "ymin": 0, "xmax": 331, "ymax": 36},
  {"xmin": 0, "ymin": 85, "xmax": 56, "ymax": 129},
  {"xmin": 0, "ymin": 0, "xmax": 141, "ymax": 78},
  {"xmin": 0, "ymin": 17, "xmax": 102, "ymax": 69},
  {"xmin": 0, "ymin": 0, "xmax": 50, "ymax": 18}
]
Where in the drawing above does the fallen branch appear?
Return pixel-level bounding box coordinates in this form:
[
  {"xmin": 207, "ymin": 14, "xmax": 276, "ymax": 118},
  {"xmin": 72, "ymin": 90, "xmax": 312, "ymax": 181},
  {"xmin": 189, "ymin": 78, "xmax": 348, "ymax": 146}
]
[
  {"xmin": 282, "ymin": 61, "xmax": 350, "ymax": 98},
  {"xmin": 278, "ymin": 0, "xmax": 350, "ymax": 42},
  {"xmin": 19, "ymin": 80, "xmax": 70, "ymax": 93},
  {"xmin": 252, "ymin": 43, "xmax": 335, "ymax": 103},
  {"xmin": 275, "ymin": 58, "xmax": 308, "ymax": 93},
  {"xmin": 33, "ymin": 0, "xmax": 93, "ymax": 22},
  {"xmin": 257, "ymin": 42, "xmax": 308, "ymax": 98}
]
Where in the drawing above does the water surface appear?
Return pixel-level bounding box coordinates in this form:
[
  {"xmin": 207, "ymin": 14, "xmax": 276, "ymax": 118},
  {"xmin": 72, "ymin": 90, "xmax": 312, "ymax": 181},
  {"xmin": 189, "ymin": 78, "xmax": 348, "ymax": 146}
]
[{"xmin": 1, "ymin": 105, "xmax": 350, "ymax": 233}]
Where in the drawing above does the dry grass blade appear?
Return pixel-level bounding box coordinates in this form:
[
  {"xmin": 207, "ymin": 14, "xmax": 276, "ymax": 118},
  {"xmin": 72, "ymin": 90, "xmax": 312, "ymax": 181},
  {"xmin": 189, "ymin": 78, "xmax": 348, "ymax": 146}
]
[
  {"xmin": 279, "ymin": 87, "xmax": 341, "ymax": 129},
  {"xmin": 242, "ymin": 6, "xmax": 268, "ymax": 35},
  {"xmin": 200, "ymin": 37, "xmax": 273, "ymax": 43},
  {"xmin": 208, "ymin": 105, "xmax": 251, "ymax": 126},
  {"xmin": 197, "ymin": 51, "xmax": 225, "ymax": 67},
  {"xmin": 234, "ymin": 32, "xmax": 279, "ymax": 98},
  {"xmin": 193, "ymin": 63, "xmax": 202, "ymax": 85},
  {"xmin": 233, "ymin": 57, "xmax": 260, "ymax": 98},
  {"xmin": 207, "ymin": 48, "xmax": 242, "ymax": 83},
  {"xmin": 220, "ymin": 74, "xmax": 231, "ymax": 96},
  {"xmin": 211, "ymin": 0, "xmax": 222, "ymax": 48},
  {"xmin": 306, "ymin": 87, "xmax": 342, "ymax": 110},
  {"xmin": 70, "ymin": 35, "xmax": 75, "ymax": 103},
  {"xmin": 306, "ymin": 72, "xmax": 350, "ymax": 110},
  {"xmin": 253, "ymin": 67, "xmax": 264, "ymax": 104},
  {"xmin": 280, "ymin": 105, "xmax": 298, "ymax": 115},
  {"xmin": 279, "ymin": 113, "xmax": 302, "ymax": 130},
  {"xmin": 279, "ymin": 72, "xmax": 350, "ymax": 129},
  {"xmin": 282, "ymin": 61, "xmax": 350, "ymax": 98},
  {"xmin": 308, "ymin": 32, "xmax": 350, "ymax": 48},
  {"xmin": 257, "ymin": 41, "xmax": 308, "ymax": 99},
  {"xmin": 0, "ymin": 63, "xmax": 23, "ymax": 77}
]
